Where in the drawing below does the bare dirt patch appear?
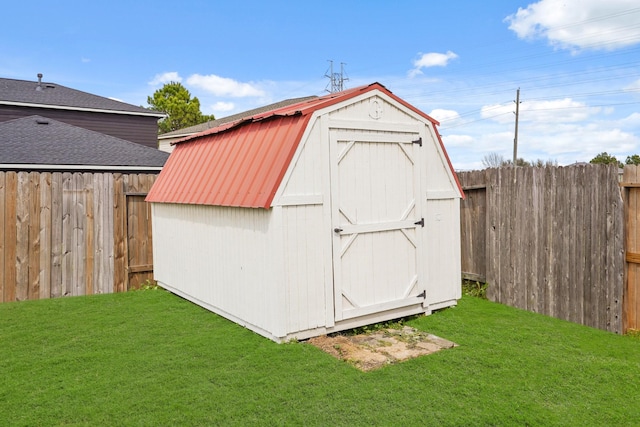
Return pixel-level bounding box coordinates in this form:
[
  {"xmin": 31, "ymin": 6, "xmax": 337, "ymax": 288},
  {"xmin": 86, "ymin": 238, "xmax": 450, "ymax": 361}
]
[{"xmin": 308, "ymin": 326, "xmax": 457, "ymax": 371}]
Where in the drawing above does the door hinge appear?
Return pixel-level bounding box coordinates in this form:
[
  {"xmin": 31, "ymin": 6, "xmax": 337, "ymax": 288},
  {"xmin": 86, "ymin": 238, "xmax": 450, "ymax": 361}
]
[
  {"xmin": 412, "ymin": 137, "xmax": 422, "ymax": 147},
  {"xmin": 414, "ymin": 218, "xmax": 424, "ymax": 227},
  {"xmin": 417, "ymin": 290, "xmax": 426, "ymax": 299}
]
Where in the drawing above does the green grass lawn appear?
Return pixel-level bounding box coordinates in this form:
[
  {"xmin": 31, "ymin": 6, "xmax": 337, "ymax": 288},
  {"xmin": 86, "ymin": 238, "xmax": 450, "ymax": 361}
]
[{"xmin": 1, "ymin": 289, "xmax": 639, "ymax": 426}]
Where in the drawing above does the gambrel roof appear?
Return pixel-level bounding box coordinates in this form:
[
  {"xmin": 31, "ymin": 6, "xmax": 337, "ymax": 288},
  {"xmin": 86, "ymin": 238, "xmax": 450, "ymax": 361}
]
[{"xmin": 147, "ymin": 83, "xmax": 462, "ymax": 208}]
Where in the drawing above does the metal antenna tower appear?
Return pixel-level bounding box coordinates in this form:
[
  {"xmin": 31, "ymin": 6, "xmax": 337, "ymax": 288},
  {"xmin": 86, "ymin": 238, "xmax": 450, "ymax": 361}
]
[{"xmin": 325, "ymin": 60, "xmax": 349, "ymax": 93}]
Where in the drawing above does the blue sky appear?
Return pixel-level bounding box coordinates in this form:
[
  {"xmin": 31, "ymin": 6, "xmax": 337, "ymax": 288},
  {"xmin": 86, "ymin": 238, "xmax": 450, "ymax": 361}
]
[{"xmin": 2, "ymin": 0, "xmax": 639, "ymax": 170}]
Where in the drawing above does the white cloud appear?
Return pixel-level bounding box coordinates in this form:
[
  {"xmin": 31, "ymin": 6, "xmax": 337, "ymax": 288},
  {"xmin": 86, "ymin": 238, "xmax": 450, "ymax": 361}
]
[
  {"xmin": 480, "ymin": 103, "xmax": 516, "ymax": 124},
  {"xmin": 409, "ymin": 51, "xmax": 458, "ymax": 77},
  {"xmin": 149, "ymin": 72, "xmax": 182, "ymax": 86},
  {"xmin": 619, "ymin": 112, "xmax": 640, "ymax": 127},
  {"xmin": 186, "ymin": 74, "xmax": 265, "ymax": 97},
  {"xmin": 481, "ymin": 98, "xmax": 599, "ymax": 125},
  {"xmin": 429, "ymin": 108, "xmax": 460, "ymax": 123},
  {"xmin": 211, "ymin": 101, "xmax": 235, "ymax": 112},
  {"xmin": 526, "ymin": 126, "xmax": 638, "ymax": 158},
  {"xmin": 441, "ymin": 134, "xmax": 474, "ymax": 147},
  {"xmin": 505, "ymin": 0, "xmax": 640, "ymax": 51},
  {"xmin": 625, "ymin": 78, "xmax": 640, "ymax": 92},
  {"xmin": 81, "ymin": 58, "xmax": 91, "ymax": 63}
]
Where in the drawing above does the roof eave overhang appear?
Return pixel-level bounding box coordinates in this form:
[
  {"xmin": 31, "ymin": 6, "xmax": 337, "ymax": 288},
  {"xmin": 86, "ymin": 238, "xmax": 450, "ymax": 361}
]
[
  {"xmin": 0, "ymin": 163, "xmax": 164, "ymax": 172},
  {"xmin": 158, "ymin": 132, "xmax": 195, "ymax": 141},
  {"xmin": 0, "ymin": 101, "xmax": 167, "ymax": 118}
]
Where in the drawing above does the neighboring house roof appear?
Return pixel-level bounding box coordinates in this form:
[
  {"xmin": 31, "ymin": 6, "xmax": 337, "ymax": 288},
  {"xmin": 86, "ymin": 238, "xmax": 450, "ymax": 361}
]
[
  {"xmin": 0, "ymin": 76, "xmax": 164, "ymax": 118},
  {"xmin": 158, "ymin": 95, "xmax": 319, "ymax": 141},
  {"xmin": 0, "ymin": 115, "xmax": 169, "ymax": 171},
  {"xmin": 147, "ymin": 83, "xmax": 462, "ymax": 208}
]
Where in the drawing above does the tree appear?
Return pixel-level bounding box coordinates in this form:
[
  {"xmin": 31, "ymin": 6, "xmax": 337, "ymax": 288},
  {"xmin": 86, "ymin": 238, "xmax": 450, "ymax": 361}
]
[
  {"xmin": 481, "ymin": 152, "xmax": 506, "ymax": 168},
  {"xmin": 503, "ymin": 157, "xmax": 532, "ymax": 167},
  {"xmin": 626, "ymin": 155, "xmax": 640, "ymax": 165},
  {"xmin": 147, "ymin": 82, "xmax": 215, "ymax": 134},
  {"xmin": 590, "ymin": 152, "xmax": 623, "ymax": 168},
  {"xmin": 482, "ymin": 152, "xmax": 557, "ymax": 168}
]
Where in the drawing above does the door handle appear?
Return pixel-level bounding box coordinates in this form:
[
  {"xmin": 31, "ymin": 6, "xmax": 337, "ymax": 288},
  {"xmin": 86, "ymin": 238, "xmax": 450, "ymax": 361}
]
[{"xmin": 334, "ymin": 227, "xmax": 343, "ymax": 233}]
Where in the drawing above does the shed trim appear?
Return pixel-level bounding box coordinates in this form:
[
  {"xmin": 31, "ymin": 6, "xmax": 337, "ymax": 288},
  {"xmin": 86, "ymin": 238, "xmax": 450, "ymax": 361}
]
[
  {"xmin": 275, "ymin": 194, "xmax": 324, "ymax": 206},
  {"xmin": 427, "ymin": 190, "xmax": 461, "ymax": 199},
  {"xmin": 326, "ymin": 118, "xmax": 423, "ymax": 133}
]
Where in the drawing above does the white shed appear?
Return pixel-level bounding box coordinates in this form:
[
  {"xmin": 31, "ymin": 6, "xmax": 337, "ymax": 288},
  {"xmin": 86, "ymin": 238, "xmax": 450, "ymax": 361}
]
[{"xmin": 146, "ymin": 83, "xmax": 464, "ymax": 342}]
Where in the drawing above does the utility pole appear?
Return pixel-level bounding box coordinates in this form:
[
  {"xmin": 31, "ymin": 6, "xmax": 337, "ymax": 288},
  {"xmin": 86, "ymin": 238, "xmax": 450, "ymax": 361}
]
[
  {"xmin": 325, "ymin": 60, "xmax": 348, "ymax": 93},
  {"xmin": 513, "ymin": 88, "xmax": 521, "ymax": 164}
]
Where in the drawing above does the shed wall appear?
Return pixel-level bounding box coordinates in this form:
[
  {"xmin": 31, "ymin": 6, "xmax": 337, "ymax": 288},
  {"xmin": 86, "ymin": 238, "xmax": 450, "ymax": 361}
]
[
  {"xmin": 152, "ymin": 202, "xmax": 331, "ymax": 340},
  {"xmin": 425, "ymin": 198, "xmax": 462, "ymax": 308},
  {"xmin": 152, "ymin": 203, "xmax": 284, "ymax": 337}
]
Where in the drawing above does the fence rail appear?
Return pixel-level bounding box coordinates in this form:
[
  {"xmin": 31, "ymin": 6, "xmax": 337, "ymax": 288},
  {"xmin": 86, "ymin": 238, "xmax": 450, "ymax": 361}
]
[
  {"xmin": 459, "ymin": 164, "xmax": 625, "ymax": 333},
  {"xmin": 0, "ymin": 171, "xmax": 157, "ymax": 303}
]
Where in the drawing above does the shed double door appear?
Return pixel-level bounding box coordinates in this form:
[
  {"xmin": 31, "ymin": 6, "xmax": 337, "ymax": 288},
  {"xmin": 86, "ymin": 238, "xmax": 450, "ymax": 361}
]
[{"xmin": 330, "ymin": 129, "xmax": 426, "ymax": 321}]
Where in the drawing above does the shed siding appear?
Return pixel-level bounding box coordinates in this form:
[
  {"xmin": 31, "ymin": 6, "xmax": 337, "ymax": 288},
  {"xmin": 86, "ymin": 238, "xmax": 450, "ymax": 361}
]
[
  {"xmin": 152, "ymin": 203, "xmax": 283, "ymax": 336},
  {"xmin": 275, "ymin": 120, "xmax": 324, "ymax": 201},
  {"xmin": 327, "ymin": 94, "xmax": 419, "ymax": 125},
  {"xmin": 425, "ymin": 198, "xmax": 462, "ymax": 308},
  {"xmin": 424, "ymin": 131, "xmax": 460, "ymax": 195},
  {"xmin": 281, "ymin": 204, "xmax": 327, "ymax": 334}
]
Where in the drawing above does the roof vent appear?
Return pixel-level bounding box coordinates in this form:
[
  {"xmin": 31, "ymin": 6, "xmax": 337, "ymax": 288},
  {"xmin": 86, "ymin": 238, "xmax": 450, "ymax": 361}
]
[
  {"xmin": 36, "ymin": 73, "xmax": 43, "ymax": 91},
  {"xmin": 36, "ymin": 118, "xmax": 49, "ymax": 125}
]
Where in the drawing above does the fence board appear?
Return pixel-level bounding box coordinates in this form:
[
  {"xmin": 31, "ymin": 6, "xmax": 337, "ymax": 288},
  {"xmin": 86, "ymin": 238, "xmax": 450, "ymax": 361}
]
[
  {"xmin": 485, "ymin": 169, "xmax": 499, "ymax": 301},
  {"xmin": 15, "ymin": 172, "xmax": 29, "ymax": 301},
  {"xmin": 573, "ymin": 167, "xmax": 585, "ymax": 324},
  {"xmin": 50, "ymin": 173, "xmax": 63, "ymax": 298},
  {"xmin": 609, "ymin": 167, "xmax": 624, "ymax": 332},
  {"xmin": 73, "ymin": 173, "xmax": 86, "ymax": 296},
  {"xmin": 85, "ymin": 173, "xmax": 94, "ymax": 296},
  {"xmin": 113, "ymin": 174, "xmax": 126, "ymax": 293},
  {"xmin": 459, "ymin": 164, "xmax": 625, "ymax": 333},
  {"xmin": 61, "ymin": 173, "xmax": 73, "ymax": 296},
  {"xmin": 28, "ymin": 172, "xmax": 41, "ymax": 299},
  {"xmin": 105, "ymin": 173, "xmax": 115, "ymax": 294},
  {"xmin": 39, "ymin": 173, "xmax": 52, "ymax": 299},
  {"xmin": 4, "ymin": 172, "xmax": 17, "ymax": 302}
]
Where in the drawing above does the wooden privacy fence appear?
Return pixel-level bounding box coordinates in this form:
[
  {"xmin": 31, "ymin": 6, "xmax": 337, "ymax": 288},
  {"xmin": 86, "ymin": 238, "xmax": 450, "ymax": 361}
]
[
  {"xmin": 0, "ymin": 171, "xmax": 157, "ymax": 303},
  {"xmin": 459, "ymin": 164, "xmax": 626, "ymax": 333},
  {"xmin": 621, "ymin": 166, "xmax": 640, "ymax": 332}
]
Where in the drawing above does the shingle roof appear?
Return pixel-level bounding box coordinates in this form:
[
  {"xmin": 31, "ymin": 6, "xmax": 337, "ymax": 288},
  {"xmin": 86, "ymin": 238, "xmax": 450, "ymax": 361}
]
[
  {"xmin": 158, "ymin": 95, "xmax": 318, "ymax": 139},
  {"xmin": 0, "ymin": 115, "xmax": 169, "ymax": 169},
  {"xmin": 0, "ymin": 76, "xmax": 164, "ymax": 117}
]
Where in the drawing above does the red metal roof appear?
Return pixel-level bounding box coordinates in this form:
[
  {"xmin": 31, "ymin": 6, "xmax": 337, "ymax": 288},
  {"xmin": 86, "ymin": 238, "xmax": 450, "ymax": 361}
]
[{"xmin": 146, "ymin": 83, "xmax": 463, "ymax": 208}]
